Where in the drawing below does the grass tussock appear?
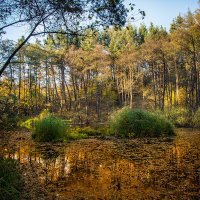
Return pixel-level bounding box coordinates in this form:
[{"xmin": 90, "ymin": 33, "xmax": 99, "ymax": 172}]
[
  {"xmin": 0, "ymin": 157, "xmax": 23, "ymax": 200},
  {"xmin": 109, "ymin": 108, "xmax": 175, "ymax": 138},
  {"xmin": 32, "ymin": 115, "xmax": 67, "ymax": 142}
]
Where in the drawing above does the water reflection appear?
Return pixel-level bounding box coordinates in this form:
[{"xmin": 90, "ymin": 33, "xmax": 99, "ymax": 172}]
[{"xmin": 0, "ymin": 129, "xmax": 199, "ymax": 199}]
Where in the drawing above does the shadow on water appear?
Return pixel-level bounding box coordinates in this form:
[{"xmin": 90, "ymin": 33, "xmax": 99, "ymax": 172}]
[{"xmin": 0, "ymin": 129, "xmax": 200, "ymax": 199}]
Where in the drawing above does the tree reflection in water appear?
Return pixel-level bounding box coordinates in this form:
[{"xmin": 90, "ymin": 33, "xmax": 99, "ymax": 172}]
[{"xmin": 1, "ymin": 129, "xmax": 199, "ymax": 199}]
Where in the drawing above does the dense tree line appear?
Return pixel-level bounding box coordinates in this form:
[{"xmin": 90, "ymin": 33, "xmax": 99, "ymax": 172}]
[
  {"xmin": 0, "ymin": 9, "xmax": 200, "ymax": 124},
  {"xmin": 0, "ymin": 0, "xmax": 134, "ymax": 76}
]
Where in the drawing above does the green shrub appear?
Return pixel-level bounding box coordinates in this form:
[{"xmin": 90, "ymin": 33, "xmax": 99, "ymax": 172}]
[
  {"xmin": 165, "ymin": 107, "xmax": 190, "ymax": 127},
  {"xmin": 96, "ymin": 125, "xmax": 112, "ymax": 136},
  {"xmin": 0, "ymin": 157, "xmax": 23, "ymax": 200},
  {"xmin": 32, "ymin": 115, "xmax": 67, "ymax": 142},
  {"xmin": 109, "ymin": 108, "xmax": 175, "ymax": 138},
  {"xmin": 0, "ymin": 113, "xmax": 20, "ymax": 130},
  {"xmin": 192, "ymin": 108, "xmax": 200, "ymax": 127}
]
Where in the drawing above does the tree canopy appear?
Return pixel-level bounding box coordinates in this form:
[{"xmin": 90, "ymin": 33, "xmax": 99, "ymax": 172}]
[{"xmin": 0, "ymin": 0, "xmax": 140, "ymax": 76}]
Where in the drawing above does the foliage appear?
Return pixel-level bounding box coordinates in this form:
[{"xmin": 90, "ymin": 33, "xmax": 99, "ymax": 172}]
[
  {"xmin": 1, "ymin": 9, "xmax": 200, "ymax": 128},
  {"xmin": 0, "ymin": 113, "xmax": 20, "ymax": 130},
  {"xmin": 165, "ymin": 107, "xmax": 190, "ymax": 127},
  {"xmin": 20, "ymin": 109, "xmax": 51, "ymax": 130},
  {"xmin": 95, "ymin": 125, "xmax": 112, "ymax": 136},
  {"xmin": 77, "ymin": 126, "xmax": 102, "ymax": 136},
  {"xmin": 66, "ymin": 128, "xmax": 88, "ymax": 140},
  {"xmin": 38, "ymin": 109, "xmax": 51, "ymax": 119},
  {"xmin": 0, "ymin": 157, "xmax": 23, "ymax": 200},
  {"xmin": 0, "ymin": 0, "xmax": 133, "ymax": 76},
  {"xmin": 109, "ymin": 108, "xmax": 175, "ymax": 138},
  {"xmin": 192, "ymin": 108, "xmax": 200, "ymax": 127},
  {"xmin": 20, "ymin": 117, "xmax": 37, "ymax": 130},
  {"xmin": 32, "ymin": 115, "xmax": 67, "ymax": 142},
  {"xmin": 66, "ymin": 126, "xmax": 103, "ymax": 140}
]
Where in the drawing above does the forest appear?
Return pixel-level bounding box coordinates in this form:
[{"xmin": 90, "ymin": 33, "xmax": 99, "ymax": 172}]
[
  {"xmin": 0, "ymin": 1, "xmax": 200, "ymax": 199},
  {"xmin": 1, "ymin": 9, "xmax": 200, "ymax": 128}
]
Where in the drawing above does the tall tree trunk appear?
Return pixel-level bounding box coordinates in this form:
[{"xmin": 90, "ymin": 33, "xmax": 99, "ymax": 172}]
[
  {"xmin": 60, "ymin": 65, "xmax": 67, "ymax": 111},
  {"xmin": 152, "ymin": 63, "xmax": 157, "ymax": 110},
  {"xmin": 175, "ymin": 58, "xmax": 179, "ymax": 106},
  {"xmin": 18, "ymin": 64, "xmax": 22, "ymax": 115},
  {"xmin": 161, "ymin": 56, "xmax": 167, "ymax": 111},
  {"xmin": 129, "ymin": 66, "xmax": 133, "ymax": 109}
]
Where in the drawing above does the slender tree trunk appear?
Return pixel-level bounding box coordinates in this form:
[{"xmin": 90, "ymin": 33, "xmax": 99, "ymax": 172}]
[
  {"xmin": 45, "ymin": 60, "xmax": 48, "ymax": 109},
  {"xmin": 161, "ymin": 56, "xmax": 167, "ymax": 111},
  {"xmin": 129, "ymin": 66, "xmax": 133, "ymax": 109},
  {"xmin": 18, "ymin": 64, "xmax": 22, "ymax": 115},
  {"xmin": 65, "ymin": 79, "xmax": 72, "ymax": 111},
  {"xmin": 191, "ymin": 37, "xmax": 198, "ymax": 110},
  {"xmin": 51, "ymin": 66, "xmax": 61, "ymax": 110},
  {"xmin": 96, "ymin": 80, "xmax": 100, "ymax": 120},
  {"xmin": 175, "ymin": 58, "xmax": 179, "ymax": 106},
  {"xmin": 152, "ymin": 63, "xmax": 157, "ymax": 110},
  {"xmin": 60, "ymin": 65, "xmax": 67, "ymax": 110},
  {"xmin": 33, "ymin": 65, "xmax": 38, "ymax": 113}
]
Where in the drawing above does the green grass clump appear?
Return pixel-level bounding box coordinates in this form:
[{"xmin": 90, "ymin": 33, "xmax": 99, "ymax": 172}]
[
  {"xmin": 0, "ymin": 157, "xmax": 23, "ymax": 200},
  {"xmin": 109, "ymin": 108, "xmax": 175, "ymax": 138},
  {"xmin": 32, "ymin": 115, "xmax": 67, "ymax": 142}
]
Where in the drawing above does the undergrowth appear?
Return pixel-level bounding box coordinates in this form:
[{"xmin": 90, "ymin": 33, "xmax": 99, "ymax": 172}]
[
  {"xmin": 32, "ymin": 115, "xmax": 67, "ymax": 142},
  {"xmin": 0, "ymin": 157, "xmax": 23, "ymax": 200},
  {"xmin": 109, "ymin": 108, "xmax": 175, "ymax": 138},
  {"xmin": 164, "ymin": 107, "xmax": 190, "ymax": 127}
]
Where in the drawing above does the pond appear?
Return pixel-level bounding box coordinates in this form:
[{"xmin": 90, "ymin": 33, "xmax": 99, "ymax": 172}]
[{"xmin": 0, "ymin": 129, "xmax": 200, "ymax": 199}]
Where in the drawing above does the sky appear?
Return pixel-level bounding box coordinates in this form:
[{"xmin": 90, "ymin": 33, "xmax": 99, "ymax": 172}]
[
  {"xmin": 125, "ymin": 0, "xmax": 199, "ymax": 30},
  {"xmin": 2, "ymin": 0, "xmax": 200, "ymax": 42}
]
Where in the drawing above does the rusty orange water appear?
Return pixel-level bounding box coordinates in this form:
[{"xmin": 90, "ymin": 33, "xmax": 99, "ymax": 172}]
[{"xmin": 0, "ymin": 129, "xmax": 199, "ymax": 199}]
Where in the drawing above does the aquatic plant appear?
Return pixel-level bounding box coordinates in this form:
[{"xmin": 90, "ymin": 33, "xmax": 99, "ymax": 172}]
[
  {"xmin": 32, "ymin": 115, "xmax": 67, "ymax": 142},
  {"xmin": 0, "ymin": 157, "xmax": 23, "ymax": 200},
  {"xmin": 109, "ymin": 108, "xmax": 175, "ymax": 138}
]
